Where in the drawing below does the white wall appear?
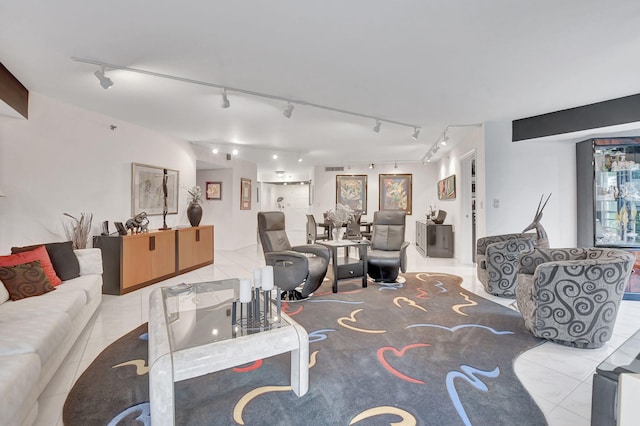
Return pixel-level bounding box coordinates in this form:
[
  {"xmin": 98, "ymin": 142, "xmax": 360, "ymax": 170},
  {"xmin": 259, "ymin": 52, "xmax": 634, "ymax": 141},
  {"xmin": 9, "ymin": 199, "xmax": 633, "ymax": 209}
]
[
  {"xmin": 483, "ymin": 121, "xmax": 577, "ymax": 247},
  {"xmin": 0, "ymin": 93, "xmax": 198, "ymax": 253},
  {"xmin": 259, "ymin": 183, "xmax": 310, "ymax": 233},
  {"xmin": 196, "ymin": 160, "xmax": 258, "ymax": 251},
  {"xmin": 311, "ymin": 163, "xmax": 440, "ymax": 245}
]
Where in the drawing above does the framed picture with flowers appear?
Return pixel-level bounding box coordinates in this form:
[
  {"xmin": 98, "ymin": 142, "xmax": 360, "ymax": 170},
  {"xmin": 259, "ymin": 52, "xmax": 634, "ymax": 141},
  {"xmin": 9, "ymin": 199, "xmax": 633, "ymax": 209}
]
[
  {"xmin": 206, "ymin": 181, "xmax": 222, "ymax": 200},
  {"xmin": 336, "ymin": 175, "xmax": 367, "ymax": 214},
  {"xmin": 379, "ymin": 174, "xmax": 412, "ymax": 215}
]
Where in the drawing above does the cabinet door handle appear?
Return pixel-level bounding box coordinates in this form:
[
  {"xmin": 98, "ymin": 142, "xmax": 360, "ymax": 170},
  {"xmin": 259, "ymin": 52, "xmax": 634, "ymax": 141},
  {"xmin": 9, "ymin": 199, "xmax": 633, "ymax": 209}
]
[
  {"xmin": 196, "ymin": 229, "xmax": 200, "ymax": 242},
  {"xmin": 149, "ymin": 236, "xmax": 155, "ymax": 251}
]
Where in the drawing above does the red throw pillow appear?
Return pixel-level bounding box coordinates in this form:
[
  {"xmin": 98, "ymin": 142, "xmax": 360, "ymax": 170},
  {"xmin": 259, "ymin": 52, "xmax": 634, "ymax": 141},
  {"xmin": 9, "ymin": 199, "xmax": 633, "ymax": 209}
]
[
  {"xmin": 0, "ymin": 260, "xmax": 55, "ymax": 300},
  {"xmin": 0, "ymin": 246, "xmax": 62, "ymax": 287}
]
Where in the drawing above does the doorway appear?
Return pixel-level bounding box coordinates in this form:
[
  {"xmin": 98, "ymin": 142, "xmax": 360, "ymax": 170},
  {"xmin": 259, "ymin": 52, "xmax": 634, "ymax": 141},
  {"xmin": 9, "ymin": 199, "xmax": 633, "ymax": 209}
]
[{"xmin": 460, "ymin": 151, "xmax": 477, "ymax": 264}]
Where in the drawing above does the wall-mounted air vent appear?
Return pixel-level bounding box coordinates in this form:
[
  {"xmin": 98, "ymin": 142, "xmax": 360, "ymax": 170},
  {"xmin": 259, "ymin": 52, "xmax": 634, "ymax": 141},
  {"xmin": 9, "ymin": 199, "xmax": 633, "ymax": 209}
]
[{"xmin": 324, "ymin": 166, "xmax": 344, "ymax": 172}]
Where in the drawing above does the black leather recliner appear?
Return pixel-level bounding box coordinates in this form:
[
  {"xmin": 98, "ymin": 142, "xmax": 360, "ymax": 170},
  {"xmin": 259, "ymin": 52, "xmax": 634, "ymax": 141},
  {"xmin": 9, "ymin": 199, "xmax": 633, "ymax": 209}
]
[
  {"xmin": 367, "ymin": 210, "xmax": 410, "ymax": 282},
  {"xmin": 258, "ymin": 211, "xmax": 330, "ymax": 299}
]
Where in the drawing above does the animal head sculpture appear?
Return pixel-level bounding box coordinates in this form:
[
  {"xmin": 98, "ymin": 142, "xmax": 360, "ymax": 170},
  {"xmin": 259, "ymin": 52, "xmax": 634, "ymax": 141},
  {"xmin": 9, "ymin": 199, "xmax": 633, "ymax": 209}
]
[{"xmin": 521, "ymin": 193, "xmax": 551, "ymax": 246}]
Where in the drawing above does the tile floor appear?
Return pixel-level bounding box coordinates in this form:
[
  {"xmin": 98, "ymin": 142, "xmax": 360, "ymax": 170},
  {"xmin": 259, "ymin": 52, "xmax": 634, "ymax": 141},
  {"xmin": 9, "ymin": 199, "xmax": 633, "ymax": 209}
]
[{"xmin": 34, "ymin": 234, "xmax": 640, "ymax": 425}]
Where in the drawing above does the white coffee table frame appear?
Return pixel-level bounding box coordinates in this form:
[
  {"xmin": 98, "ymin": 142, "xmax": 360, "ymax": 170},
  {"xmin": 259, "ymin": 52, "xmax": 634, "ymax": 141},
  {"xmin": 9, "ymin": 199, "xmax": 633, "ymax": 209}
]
[{"xmin": 148, "ymin": 284, "xmax": 309, "ymax": 426}]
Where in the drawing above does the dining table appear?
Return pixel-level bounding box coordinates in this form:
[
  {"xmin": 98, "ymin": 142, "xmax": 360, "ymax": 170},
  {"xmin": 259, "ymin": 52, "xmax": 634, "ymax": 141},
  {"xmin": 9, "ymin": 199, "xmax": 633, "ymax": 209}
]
[{"xmin": 317, "ymin": 221, "xmax": 372, "ymax": 240}]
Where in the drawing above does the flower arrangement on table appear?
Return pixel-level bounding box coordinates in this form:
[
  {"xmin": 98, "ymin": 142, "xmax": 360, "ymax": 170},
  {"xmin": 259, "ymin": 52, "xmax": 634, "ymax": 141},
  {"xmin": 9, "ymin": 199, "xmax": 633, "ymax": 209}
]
[
  {"xmin": 186, "ymin": 185, "xmax": 203, "ymax": 203},
  {"xmin": 325, "ymin": 204, "xmax": 355, "ymax": 239}
]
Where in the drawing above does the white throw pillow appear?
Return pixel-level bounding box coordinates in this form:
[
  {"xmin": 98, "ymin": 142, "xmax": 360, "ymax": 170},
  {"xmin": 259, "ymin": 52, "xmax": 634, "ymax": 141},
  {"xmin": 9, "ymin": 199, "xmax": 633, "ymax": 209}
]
[
  {"xmin": 74, "ymin": 248, "xmax": 103, "ymax": 275},
  {"xmin": 0, "ymin": 281, "xmax": 9, "ymax": 304}
]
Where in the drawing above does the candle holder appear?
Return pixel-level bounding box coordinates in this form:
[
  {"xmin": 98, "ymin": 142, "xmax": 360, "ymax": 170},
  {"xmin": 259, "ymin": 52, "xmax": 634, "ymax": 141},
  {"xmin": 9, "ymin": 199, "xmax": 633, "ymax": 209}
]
[{"xmin": 233, "ymin": 286, "xmax": 282, "ymax": 335}]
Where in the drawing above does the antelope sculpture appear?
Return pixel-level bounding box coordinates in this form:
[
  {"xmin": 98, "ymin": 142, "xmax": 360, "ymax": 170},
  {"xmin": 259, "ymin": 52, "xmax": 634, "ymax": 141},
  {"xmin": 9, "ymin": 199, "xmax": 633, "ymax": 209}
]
[{"xmin": 476, "ymin": 194, "xmax": 551, "ymax": 297}]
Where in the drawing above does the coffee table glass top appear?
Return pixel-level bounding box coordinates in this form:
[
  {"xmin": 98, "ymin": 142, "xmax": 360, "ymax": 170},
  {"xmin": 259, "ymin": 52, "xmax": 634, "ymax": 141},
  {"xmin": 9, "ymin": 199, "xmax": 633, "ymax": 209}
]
[
  {"xmin": 596, "ymin": 328, "xmax": 640, "ymax": 379},
  {"xmin": 160, "ymin": 279, "xmax": 285, "ymax": 352}
]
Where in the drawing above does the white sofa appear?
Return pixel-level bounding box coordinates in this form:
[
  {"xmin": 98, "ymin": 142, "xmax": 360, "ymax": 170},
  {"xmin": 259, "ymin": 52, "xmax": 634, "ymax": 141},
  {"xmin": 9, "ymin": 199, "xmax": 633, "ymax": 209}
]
[{"xmin": 0, "ymin": 248, "xmax": 103, "ymax": 426}]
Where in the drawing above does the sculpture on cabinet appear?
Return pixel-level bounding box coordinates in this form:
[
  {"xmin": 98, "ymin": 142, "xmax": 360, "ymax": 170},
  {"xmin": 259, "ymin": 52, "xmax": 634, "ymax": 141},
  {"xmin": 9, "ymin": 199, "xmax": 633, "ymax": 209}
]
[{"xmin": 125, "ymin": 212, "xmax": 149, "ymax": 234}]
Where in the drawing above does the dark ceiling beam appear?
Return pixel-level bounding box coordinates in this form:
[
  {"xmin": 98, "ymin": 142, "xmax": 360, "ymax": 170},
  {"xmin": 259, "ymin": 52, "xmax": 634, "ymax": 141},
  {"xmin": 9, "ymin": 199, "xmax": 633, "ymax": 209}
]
[
  {"xmin": 0, "ymin": 62, "xmax": 28, "ymax": 119},
  {"xmin": 512, "ymin": 93, "xmax": 640, "ymax": 142}
]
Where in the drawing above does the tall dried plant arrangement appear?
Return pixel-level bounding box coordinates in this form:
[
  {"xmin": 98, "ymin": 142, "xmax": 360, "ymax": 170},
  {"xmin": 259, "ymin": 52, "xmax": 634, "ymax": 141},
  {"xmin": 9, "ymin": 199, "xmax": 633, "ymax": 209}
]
[{"xmin": 63, "ymin": 212, "xmax": 93, "ymax": 249}]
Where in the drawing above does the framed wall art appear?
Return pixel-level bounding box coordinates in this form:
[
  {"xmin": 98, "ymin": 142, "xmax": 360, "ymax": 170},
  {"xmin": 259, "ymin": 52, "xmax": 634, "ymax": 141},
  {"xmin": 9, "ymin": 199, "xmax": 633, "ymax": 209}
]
[
  {"xmin": 131, "ymin": 163, "xmax": 179, "ymax": 216},
  {"xmin": 336, "ymin": 174, "xmax": 367, "ymax": 214},
  {"xmin": 206, "ymin": 181, "xmax": 222, "ymax": 200},
  {"xmin": 240, "ymin": 178, "xmax": 251, "ymax": 210},
  {"xmin": 438, "ymin": 175, "xmax": 456, "ymax": 200},
  {"xmin": 379, "ymin": 173, "xmax": 412, "ymax": 214}
]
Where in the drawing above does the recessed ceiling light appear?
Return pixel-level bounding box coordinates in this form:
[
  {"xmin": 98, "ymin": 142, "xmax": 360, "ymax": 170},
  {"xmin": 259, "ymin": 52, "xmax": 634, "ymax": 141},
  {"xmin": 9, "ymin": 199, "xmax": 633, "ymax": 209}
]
[
  {"xmin": 232, "ymin": 148, "xmax": 239, "ymax": 155},
  {"xmin": 272, "ymin": 154, "xmax": 278, "ymax": 160},
  {"xmin": 212, "ymin": 148, "xmax": 219, "ymax": 154}
]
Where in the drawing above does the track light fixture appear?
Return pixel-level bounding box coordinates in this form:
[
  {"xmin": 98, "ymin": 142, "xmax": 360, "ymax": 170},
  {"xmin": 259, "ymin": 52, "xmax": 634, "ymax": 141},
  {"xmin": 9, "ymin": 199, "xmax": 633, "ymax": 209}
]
[
  {"xmin": 369, "ymin": 163, "xmax": 374, "ymax": 169},
  {"xmin": 94, "ymin": 65, "xmax": 113, "ymax": 89},
  {"xmin": 411, "ymin": 127, "xmax": 420, "ymax": 140},
  {"xmin": 72, "ymin": 57, "xmax": 423, "ymax": 133},
  {"xmin": 283, "ymin": 102, "xmax": 294, "ymax": 118},
  {"xmin": 373, "ymin": 120, "xmax": 381, "ymax": 133},
  {"xmin": 221, "ymin": 89, "xmax": 230, "ymax": 108}
]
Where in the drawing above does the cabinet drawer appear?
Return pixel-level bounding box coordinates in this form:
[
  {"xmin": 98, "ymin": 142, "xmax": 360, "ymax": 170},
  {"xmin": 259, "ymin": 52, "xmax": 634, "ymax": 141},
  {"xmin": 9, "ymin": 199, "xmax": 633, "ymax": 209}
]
[{"xmin": 336, "ymin": 262, "xmax": 364, "ymax": 280}]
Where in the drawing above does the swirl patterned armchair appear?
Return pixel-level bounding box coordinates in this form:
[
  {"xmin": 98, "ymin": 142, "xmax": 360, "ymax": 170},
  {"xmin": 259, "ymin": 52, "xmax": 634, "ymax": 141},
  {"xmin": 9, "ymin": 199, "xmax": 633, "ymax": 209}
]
[
  {"xmin": 476, "ymin": 194, "xmax": 551, "ymax": 298},
  {"xmin": 516, "ymin": 247, "xmax": 634, "ymax": 348}
]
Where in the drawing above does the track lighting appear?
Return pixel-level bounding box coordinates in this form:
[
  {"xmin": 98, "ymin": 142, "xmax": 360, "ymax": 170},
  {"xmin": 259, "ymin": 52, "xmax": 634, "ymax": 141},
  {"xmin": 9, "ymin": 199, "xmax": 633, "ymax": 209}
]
[
  {"xmin": 283, "ymin": 102, "xmax": 294, "ymax": 118},
  {"xmin": 298, "ymin": 156, "xmax": 303, "ymax": 162},
  {"xmin": 373, "ymin": 120, "xmax": 381, "ymax": 133},
  {"xmin": 412, "ymin": 127, "xmax": 420, "ymax": 140},
  {"xmin": 394, "ymin": 162, "xmax": 398, "ymax": 169},
  {"xmin": 94, "ymin": 65, "xmax": 113, "ymax": 89},
  {"xmin": 221, "ymin": 89, "xmax": 230, "ymax": 108},
  {"xmin": 369, "ymin": 163, "xmax": 374, "ymax": 169}
]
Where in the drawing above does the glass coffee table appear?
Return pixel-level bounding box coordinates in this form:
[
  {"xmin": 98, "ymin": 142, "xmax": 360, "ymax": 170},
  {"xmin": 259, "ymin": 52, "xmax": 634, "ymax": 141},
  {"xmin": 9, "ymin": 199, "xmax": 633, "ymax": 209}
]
[
  {"xmin": 591, "ymin": 328, "xmax": 640, "ymax": 425},
  {"xmin": 148, "ymin": 279, "xmax": 309, "ymax": 425}
]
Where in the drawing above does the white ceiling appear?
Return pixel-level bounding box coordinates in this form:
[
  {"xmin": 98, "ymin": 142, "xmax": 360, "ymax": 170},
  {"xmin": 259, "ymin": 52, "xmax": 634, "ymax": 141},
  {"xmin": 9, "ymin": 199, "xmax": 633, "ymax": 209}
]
[{"xmin": 2, "ymin": 1, "xmax": 640, "ymax": 180}]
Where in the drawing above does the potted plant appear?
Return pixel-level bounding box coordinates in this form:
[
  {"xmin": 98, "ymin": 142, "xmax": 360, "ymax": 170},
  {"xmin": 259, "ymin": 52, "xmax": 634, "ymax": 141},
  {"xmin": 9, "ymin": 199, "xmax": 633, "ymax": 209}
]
[{"xmin": 186, "ymin": 186, "xmax": 203, "ymax": 227}]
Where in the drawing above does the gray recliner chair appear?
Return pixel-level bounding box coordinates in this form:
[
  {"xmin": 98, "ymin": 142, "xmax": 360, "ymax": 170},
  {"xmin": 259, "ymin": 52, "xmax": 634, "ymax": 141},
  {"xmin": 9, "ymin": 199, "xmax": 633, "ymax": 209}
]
[
  {"xmin": 258, "ymin": 211, "xmax": 330, "ymax": 300},
  {"xmin": 367, "ymin": 211, "xmax": 410, "ymax": 282},
  {"xmin": 516, "ymin": 247, "xmax": 634, "ymax": 348}
]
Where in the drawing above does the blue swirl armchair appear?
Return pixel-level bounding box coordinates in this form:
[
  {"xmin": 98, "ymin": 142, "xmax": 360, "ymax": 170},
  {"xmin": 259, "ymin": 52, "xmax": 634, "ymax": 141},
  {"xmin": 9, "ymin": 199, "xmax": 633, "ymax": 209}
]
[{"xmin": 516, "ymin": 247, "xmax": 634, "ymax": 348}]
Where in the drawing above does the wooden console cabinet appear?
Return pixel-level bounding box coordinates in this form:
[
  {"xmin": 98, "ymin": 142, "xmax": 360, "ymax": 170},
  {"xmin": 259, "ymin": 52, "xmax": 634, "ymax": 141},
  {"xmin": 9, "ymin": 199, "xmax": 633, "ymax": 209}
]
[
  {"xmin": 94, "ymin": 225, "xmax": 214, "ymax": 295},
  {"xmin": 177, "ymin": 226, "xmax": 214, "ymax": 272},
  {"xmin": 426, "ymin": 224, "xmax": 454, "ymax": 258}
]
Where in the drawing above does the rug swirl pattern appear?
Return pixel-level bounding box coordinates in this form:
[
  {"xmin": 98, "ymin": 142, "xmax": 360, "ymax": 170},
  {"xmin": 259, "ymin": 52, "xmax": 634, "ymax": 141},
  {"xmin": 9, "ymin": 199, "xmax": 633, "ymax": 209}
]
[{"xmin": 64, "ymin": 272, "xmax": 547, "ymax": 425}]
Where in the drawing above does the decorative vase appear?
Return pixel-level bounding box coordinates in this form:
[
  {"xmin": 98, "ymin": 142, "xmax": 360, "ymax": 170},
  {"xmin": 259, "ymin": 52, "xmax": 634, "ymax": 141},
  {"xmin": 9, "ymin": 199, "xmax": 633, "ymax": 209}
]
[
  {"xmin": 187, "ymin": 202, "xmax": 202, "ymax": 227},
  {"xmin": 333, "ymin": 223, "xmax": 343, "ymax": 241}
]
